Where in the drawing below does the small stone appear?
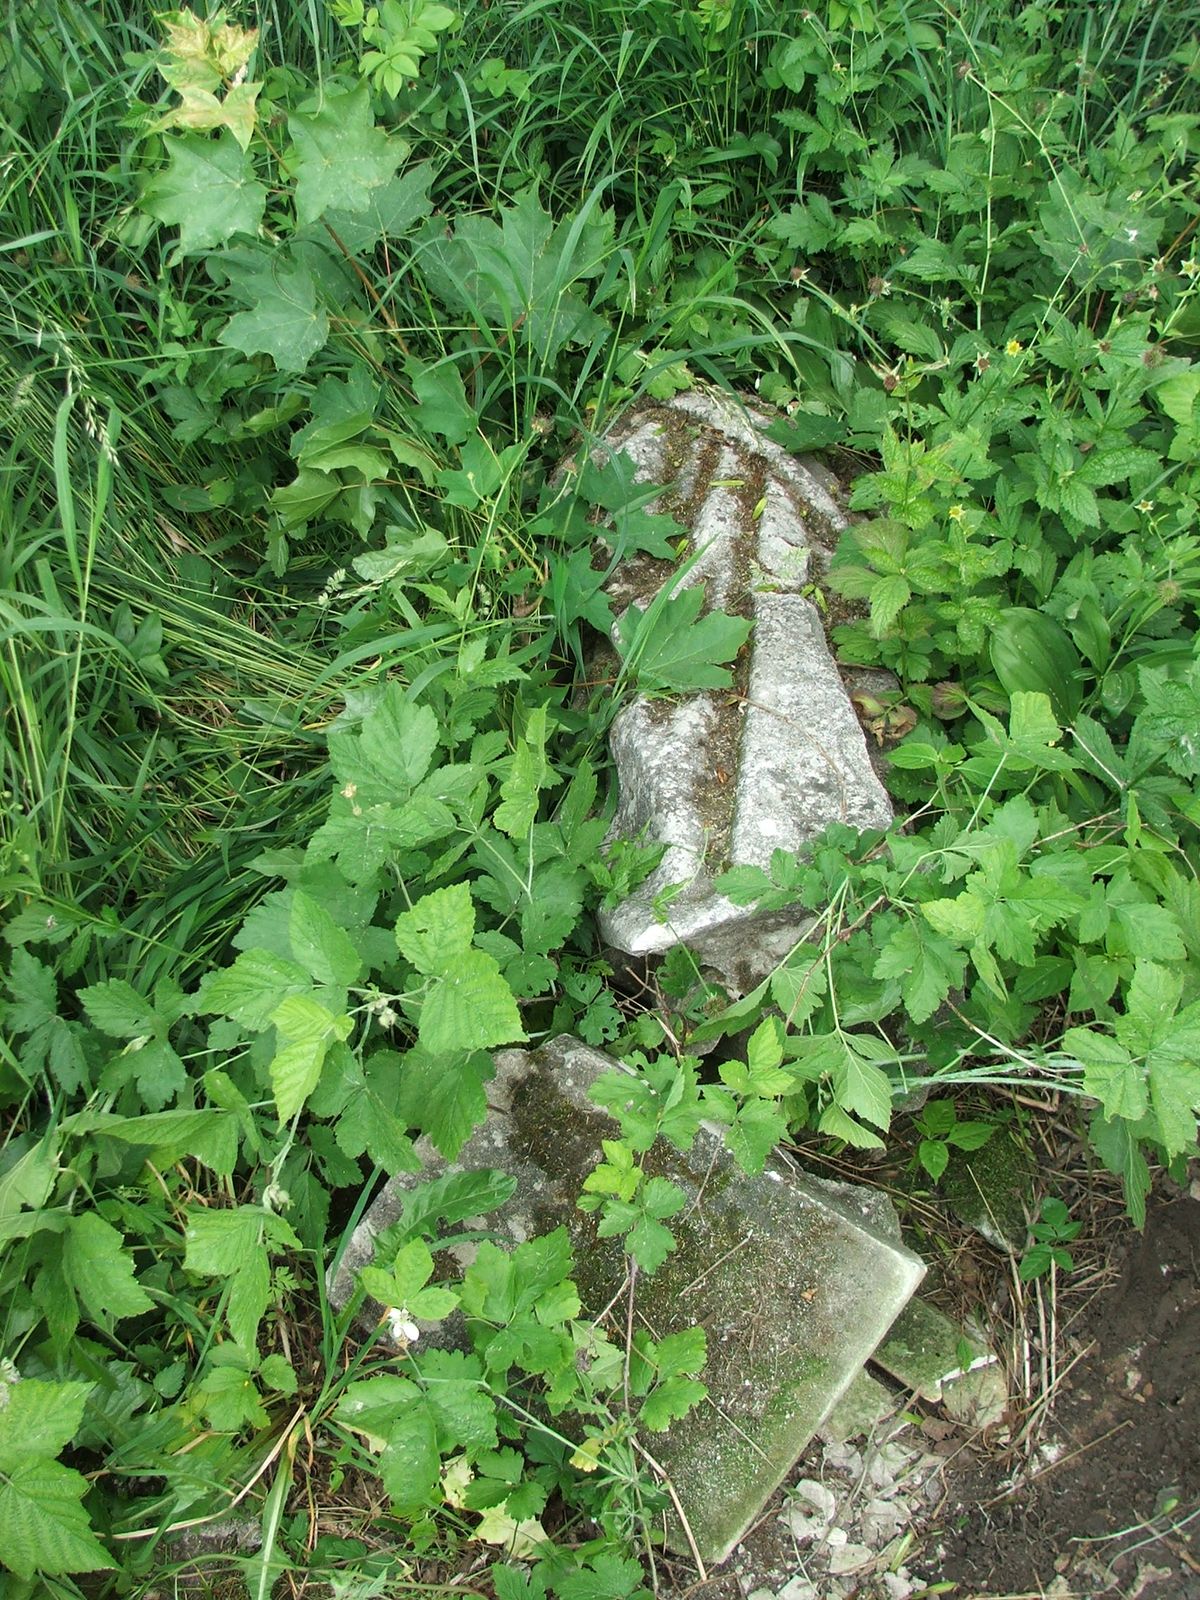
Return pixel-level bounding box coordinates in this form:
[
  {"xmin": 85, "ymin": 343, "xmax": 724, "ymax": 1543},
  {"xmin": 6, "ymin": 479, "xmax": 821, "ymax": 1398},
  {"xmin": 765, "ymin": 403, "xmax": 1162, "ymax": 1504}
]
[
  {"xmin": 882, "ymin": 1574, "xmax": 916, "ymax": 1600},
  {"xmin": 859, "ymin": 1498, "xmax": 904, "ymax": 1548},
  {"xmin": 776, "ymin": 1579, "xmax": 819, "ymax": 1600},
  {"xmin": 819, "ymin": 1370, "xmax": 898, "ymax": 1444},
  {"xmin": 825, "ymin": 1525, "xmax": 849, "ymax": 1549},
  {"xmin": 941, "ymin": 1364, "xmax": 1009, "ymax": 1429},
  {"xmin": 827, "ymin": 1541, "xmax": 875, "ymax": 1575}
]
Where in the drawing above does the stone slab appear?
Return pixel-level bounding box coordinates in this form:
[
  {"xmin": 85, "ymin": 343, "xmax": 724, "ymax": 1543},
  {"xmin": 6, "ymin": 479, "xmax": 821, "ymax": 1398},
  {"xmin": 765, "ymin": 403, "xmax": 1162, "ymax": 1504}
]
[
  {"xmin": 870, "ymin": 1299, "xmax": 993, "ymax": 1403},
  {"xmin": 333, "ymin": 1035, "xmax": 925, "ymax": 1564},
  {"xmin": 593, "ymin": 391, "xmax": 892, "ymax": 993},
  {"xmin": 818, "ymin": 1370, "xmax": 900, "ymax": 1445}
]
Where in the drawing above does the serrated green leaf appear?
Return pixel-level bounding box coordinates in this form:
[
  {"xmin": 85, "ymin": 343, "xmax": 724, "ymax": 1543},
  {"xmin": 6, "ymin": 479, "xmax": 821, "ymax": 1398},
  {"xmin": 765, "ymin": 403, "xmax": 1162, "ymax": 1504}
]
[
  {"xmin": 494, "ymin": 704, "xmax": 551, "ymax": 839},
  {"xmin": 1090, "ymin": 1112, "xmax": 1151, "ymax": 1227},
  {"xmin": 0, "ymin": 1459, "xmax": 116, "ymax": 1580},
  {"xmin": 269, "ymin": 997, "xmax": 353, "ymax": 1123},
  {"xmin": 62, "ymin": 1213, "xmax": 154, "ymax": 1329},
  {"xmin": 555, "ymin": 1553, "xmax": 650, "ymax": 1600},
  {"xmin": 379, "ymin": 1403, "xmax": 440, "ymax": 1512},
  {"xmin": 395, "ymin": 882, "xmax": 476, "ymax": 975},
  {"xmin": 653, "ymin": 1324, "xmax": 707, "ymax": 1379},
  {"xmin": 142, "ymin": 130, "xmax": 266, "ymax": 257},
  {"xmin": 289, "ymin": 889, "xmax": 363, "ymax": 987},
  {"xmin": 335, "ymin": 1053, "xmax": 420, "ymax": 1175},
  {"xmin": 817, "ymin": 1101, "xmax": 886, "ymax": 1150},
  {"xmin": 919, "ymin": 1138, "xmax": 949, "ymax": 1180},
  {"xmin": 406, "ymin": 356, "xmax": 474, "ymax": 445},
  {"xmin": 269, "ymin": 467, "xmax": 342, "ymax": 528},
  {"xmin": 868, "ymin": 573, "xmax": 911, "ymax": 637},
  {"xmin": 197, "ymin": 1360, "xmax": 267, "ymax": 1432},
  {"xmin": 195, "ymin": 948, "xmax": 312, "ymax": 1030},
  {"xmin": 417, "ymin": 951, "xmax": 524, "ymax": 1055},
  {"xmin": 394, "ymin": 1047, "xmax": 494, "ymax": 1158},
  {"xmin": 77, "ymin": 980, "xmax": 159, "ymax": 1039},
  {"xmin": 0, "ymin": 1380, "xmax": 91, "ymax": 1471},
  {"xmin": 288, "ymin": 82, "xmax": 405, "ymax": 226},
  {"xmin": 1062, "ymin": 1027, "xmax": 1145, "ymax": 1121},
  {"xmin": 721, "ymin": 1097, "xmax": 788, "ymax": 1174},
  {"xmin": 874, "ymin": 919, "xmax": 966, "ymax": 1024},
  {"xmin": 639, "ymin": 1376, "xmax": 707, "ymax": 1432}
]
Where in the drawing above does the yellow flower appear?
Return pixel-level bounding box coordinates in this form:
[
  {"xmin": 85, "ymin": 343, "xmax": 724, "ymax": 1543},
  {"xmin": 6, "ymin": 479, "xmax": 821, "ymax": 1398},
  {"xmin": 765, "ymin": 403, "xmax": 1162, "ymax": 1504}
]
[
  {"xmin": 1005, "ymin": 338, "xmax": 1023, "ymax": 355},
  {"xmin": 948, "ymin": 504, "xmax": 966, "ymax": 521}
]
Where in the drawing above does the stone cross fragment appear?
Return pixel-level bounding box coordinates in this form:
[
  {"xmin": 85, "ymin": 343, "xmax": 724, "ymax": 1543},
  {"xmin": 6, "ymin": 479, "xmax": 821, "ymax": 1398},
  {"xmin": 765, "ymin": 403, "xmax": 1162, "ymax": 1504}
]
[
  {"xmin": 594, "ymin": 391, "xmax": 893, "ymax": 994},
  {"xmin": 332, "ymin": 1035, "xmax": 925, "ymax": 1564}
]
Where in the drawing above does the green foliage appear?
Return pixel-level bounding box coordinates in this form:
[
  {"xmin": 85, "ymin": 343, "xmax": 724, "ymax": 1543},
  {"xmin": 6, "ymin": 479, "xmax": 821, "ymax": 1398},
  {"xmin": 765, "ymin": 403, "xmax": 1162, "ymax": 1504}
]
[
  {"xmin": 1019, "ymin": 1198, "xmax": 1082, "ymax": 1281},
  {"xmin": 615, "ymin": 583, "xmax": 751, "ymax": 695},
  {"xmin": 3, "ymin": 0, "xmax": 1199, "ymax": 1587},
  {"xmin": 910, "ymin": 1100, "xmax": 998, "ymax": 1184}
]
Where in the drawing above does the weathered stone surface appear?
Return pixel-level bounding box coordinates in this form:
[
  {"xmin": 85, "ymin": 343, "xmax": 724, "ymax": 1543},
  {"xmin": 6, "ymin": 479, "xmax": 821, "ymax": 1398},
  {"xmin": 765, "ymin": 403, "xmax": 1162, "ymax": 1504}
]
[
  {"xmin": 870, "ymin": 1299, "xmax": 993, "ymax": 1404},
  {"xmin": 818, "ymin": 1369, "xmax": 899, "ymax": 1445},
  {"xmin": 595, "ymin": 391, "xmax": 893, "ymax": 992},
  {"xmin": 334, "ymin": 1035, "xmax": 924, "ymax": 1564}
]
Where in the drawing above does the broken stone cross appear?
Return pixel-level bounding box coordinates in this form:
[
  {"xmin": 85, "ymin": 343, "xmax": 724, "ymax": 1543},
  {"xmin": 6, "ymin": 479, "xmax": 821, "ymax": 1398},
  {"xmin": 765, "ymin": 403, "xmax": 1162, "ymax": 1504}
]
[
  {"xmin": 332, "ymin": 1035, "xmax": 925, "ymax": 1564},
  {"xmin": 594, "ymin": 391, "xmax": 893, "ymax": 994}
]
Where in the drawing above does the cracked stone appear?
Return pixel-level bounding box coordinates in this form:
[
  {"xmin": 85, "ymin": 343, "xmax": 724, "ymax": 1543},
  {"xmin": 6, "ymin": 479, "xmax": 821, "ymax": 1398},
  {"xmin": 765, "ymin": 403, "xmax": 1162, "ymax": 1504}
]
[{"xmin": 593, "ymin": 391, "xmax": 893, "ymax": 993}]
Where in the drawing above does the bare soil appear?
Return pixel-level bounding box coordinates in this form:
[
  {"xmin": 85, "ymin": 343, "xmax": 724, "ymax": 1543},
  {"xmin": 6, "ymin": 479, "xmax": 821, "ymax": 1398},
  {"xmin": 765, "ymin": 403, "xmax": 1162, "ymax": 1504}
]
[{"xmin": 923, "ymin": 1181, "xmax": 1200, "ymax": 1599}]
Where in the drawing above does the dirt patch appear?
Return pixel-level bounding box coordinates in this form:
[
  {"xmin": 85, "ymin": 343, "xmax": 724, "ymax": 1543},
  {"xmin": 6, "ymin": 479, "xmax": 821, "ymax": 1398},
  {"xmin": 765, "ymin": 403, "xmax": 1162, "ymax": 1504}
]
[{"xmin": 924, "ymin": 1182, "xmax": 1200, "ymax": 1599}]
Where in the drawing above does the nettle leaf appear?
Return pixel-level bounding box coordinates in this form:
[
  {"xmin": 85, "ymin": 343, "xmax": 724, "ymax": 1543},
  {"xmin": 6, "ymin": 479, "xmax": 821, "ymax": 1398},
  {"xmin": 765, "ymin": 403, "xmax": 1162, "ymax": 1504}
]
[
  {"xmin": 335, "ymin": 1052, "xmax": 420, "ymax": 1174},
  {"xmin": 394, "ymin": 1047, "xmax": 494, "ymax": 1159},
  {"xmin": 184, "ymin": 1205, "xmax": 299, "ymax": 1352},
  {"xmin": 62, "ymin": 1212, "xmax": 154, "ymax": 1329},
  {"xmin": 0, "ymin": 1381, "xmax": 114, "ymax": 1581},
  {"xmin": 616, "ymin": 582, "xmax": 751, "ymax": 694},
  {"xmin": 142, "ymin": 130, "xmax": 266, "ymax": 257},
  {"xmin": 1062, "ymin": 1027, "xmax": 1146, "ymax": 1122},
  {"xmin": 831, "ymin": 1036, "xmax": 894, "ymax": 1132},
  {"xmin": 494, "ymin": 704, "xmax": 555, "ymax": 839},
  {"xmin": 395, "ymin": 882, "xmax": 476, "ymax": 974},
  {"xmin": 4, "ymin": 949, "xmax": 89, "ymax": 1093},
  {"xmin": 77, "ymin": 980, "xmax": 160, "ymax": 1039},
  {"xmin": 873, "ymin": 919, "xmax": 967, "ymax": 1025},
  {"xmin": 417, "ymin": 951, "xmax": 524, "ymax": 1055},
  {"xmin": 219, "ymin": 258, "xmax": 329, "ymax": 373},
  {"xmin": 288, "ymin": 82, "xmax": 406, "ymax": 226}
]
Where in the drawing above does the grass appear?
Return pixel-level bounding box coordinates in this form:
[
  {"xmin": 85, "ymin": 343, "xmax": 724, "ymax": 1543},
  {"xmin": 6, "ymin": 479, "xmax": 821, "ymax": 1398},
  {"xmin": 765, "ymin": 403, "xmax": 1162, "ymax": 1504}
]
[{"xmin": 0, "ymin": 0, "xmax": 1198, "ymax": 1593}]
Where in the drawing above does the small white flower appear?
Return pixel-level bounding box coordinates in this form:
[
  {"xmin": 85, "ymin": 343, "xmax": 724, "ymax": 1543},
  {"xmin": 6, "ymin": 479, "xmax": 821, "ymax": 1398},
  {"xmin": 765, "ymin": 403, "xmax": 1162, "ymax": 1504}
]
[
  {"xmin": 263, "ymin": 1181, "xmax": 291, "ymax": 1213},
  {"xmin": 385, "ymin": 1308, "xmax": 421, "ymax": 1347}
]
